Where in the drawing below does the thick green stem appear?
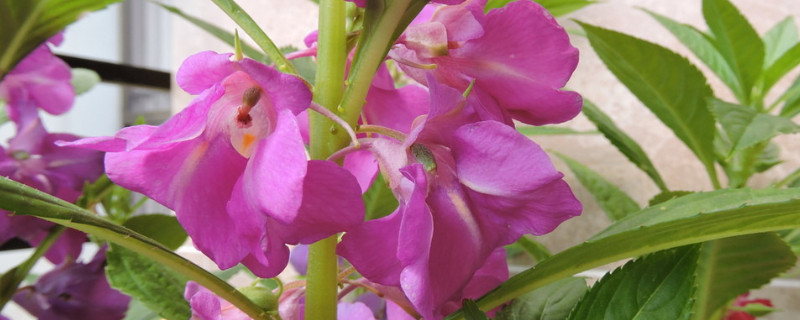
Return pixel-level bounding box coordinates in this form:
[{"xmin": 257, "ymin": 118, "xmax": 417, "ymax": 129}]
[
  {"xmin": 306, "ymin": 0, "xmax": 347, "ymax": 318},
  {"xmin": 0, "ymin": 226, "xmax": 65, "ymax": 311}
]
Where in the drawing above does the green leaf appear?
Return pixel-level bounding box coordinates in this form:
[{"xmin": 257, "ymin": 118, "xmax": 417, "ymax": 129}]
[
  {"xmin": 515, "ymin": 235, "xmax": 552, "ymax": 263},
  {"xmin": 702, "ymin": 0, "xmax": 764, "ymax": 103},
  {"xmin": 363, "ymin": 173, "xmax": 399, "ymax": 221},
  {"xmin": 779, "ymin": 74, "xmax": 800, "ymax": 118},
  {"xmin": 0, "ymin": 177, "xmax": 271, "ymax": 320},
  {"xmin": 568, "ymin": 246, "xmax": 696, "ymax": 320},
  {"xmin": 691, "ymin": 233, "xmax": 796, "ymax": 320},
  {"xmin": 0, "ymin": 0, "xmax": 122, "ymax": 78},
  {"xmin": 486, "ymin": 0, "xmax": 594, "ymax": 16},
  {"xmin": 444, "ymin": 188, "xmax": 800, "ymax": 319},
  {"xmin": 555, "ymin": 152, "xmax": 640, "ymax": 221},
  {"xmin": 754, "ymin": 142, "xmax": 781, "ymax": 173},
  {"xmin": 123, "ymin": 214, "xmax": 188, "ymax": 251},
  {"xmin": 648, "ymin": 191, "xmax": 694, "ymax": 206},
  {"xmin": 516, "ymin": 126, "xmax": 597, "ymax": 136},
  {"xmin": 70, "ymin": 68, "xmax": 100, "ymax": 95},
  {"xmin": 644, "ymin": 9, "xmax": 742, "ymax": 100},
  {"xmin": 106, "ymin": 243, "xmax": 191, "ymax": 320},
  {"xmin": 762, "ymin": 17, "xmax": 798, "ymax": 68},
  {"xmin": 582, "ymin": 99, "xmax": 667, "ymax": 191},
  {"xmin": 759, "ymin": 42, "xmax": 800, "ymax": 95},
  {"xmin": 710, "ymin": 98, "xmax": 800, "ymax": 153},
  {"xmin": 123, "ymin": 298, "xmax": 162, "ymax": 320},
  {"xmin": 209, "ymin": 0, "xmax": 296, "ymax": 74},
  {"xmin": 463, "ymin": 300, "xmax": 489, "ymax": 320},
  {"xmin": 156, "ymin": 3, "xmax": 269, "ymax": 63},
  {"xmin": 495, "ymin": 277, "xmax": 588, "ymax": 320},
  {"xmin": 0, "ymin": 101, "xmax": 8, "ymax": 125},
  {"xmin": 778, "ymin": 229, "xmax": 800, "ymax": 254},
  {"xmin": 578, "ymin": 22, "xmax": 719, "ymax": 188}
]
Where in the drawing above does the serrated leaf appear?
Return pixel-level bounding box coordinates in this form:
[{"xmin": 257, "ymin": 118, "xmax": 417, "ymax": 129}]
[
  {"xmin": 779, "ymin": 74, "xmax": 800, "ymax": 118},
  {"xmin": 495, "ymin": 277, "xmax": 588, "ymax": 320},
  {"xmin": 157, "ymin": 3, "xmax": 268, "ymax": 63},
  {"xmin": 762, "ymin": 17, "xmax": 798, "ymax": 69},
  {"xmin": 691, "ymin": 233, "xmax": 796, "ymax": 320},
  {"xmin": 648, "ymin": 191, "xmax": 694, "ymax": 206},
  {"xmin": 568, "ymin": 247, "xmax": 696, "ymax": 320},
  {"xmin": 710, "ymin": 98, "xmax": 800, "ymax": 153},
  {"xmin": 363, "ymin": 173, "xmax": 399, "ymax": 221},
  {"xmin": 70, "ymin": 68, "xmax": 100, "ymax": 95},
  {"xmin": 210, "ymin": 0, "xmax": 296, "ymax": 74},
  {"xmin": 0, "ymin": 177, "xmax": 269, "ymax": 319},
  {"xmin": 703, "ymin": 0, "xmax": 764, "ymax": 104},
  {"xmin": 778, "ymin": 229, "xmax": 800, "ymax": 254},
  {"xmin": 578, "ymin": 22, "xmax": 718, "ymax": 188},
  {"xmin": 555, "ymin": 152, "xmax": 640, "ymax": 221},
  {"xmin": 0, "ymin": 0, "xmax": 122, "ymax": 78},
  {"xmin": 516, "ymin": 125, "xmax": 597, "ymax": 136},
  {"xmin": 644, "ymin": 9, "xmax": 742, "ymax": 101},
  {"xmin": 123, "ymin": 214, "xmax": 188, "ymax": 250},
  {"xmin": 582, "ymin": 99, "xmax": 667, "ymax": 191},
  {"xmin": 444, "ymin": 188, "xmax": 800, "ymax": 319},
  {"xmin": 759, "ymin": 42, "xmax": 800, "ymax": 95},
  {"xmin": 106, "ymin": 243, "xmax": 191, "ymax": 320}
]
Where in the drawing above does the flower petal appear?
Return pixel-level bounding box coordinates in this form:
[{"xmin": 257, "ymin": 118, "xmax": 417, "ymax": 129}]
[{"xmin": 176, "ymin": 51, "xmax": 235, "ymax": 94}]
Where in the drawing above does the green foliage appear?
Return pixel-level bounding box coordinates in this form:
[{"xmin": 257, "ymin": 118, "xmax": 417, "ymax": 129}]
[
  {"xmin": 779, "ymin": 75, "xmax": 800, "ymax": 118},
  {"xmin": 0, "ymin": 0, "xmax": 122, "ymax": 78},
  {"xmin": 762, "ymin": 17, "xmax": 798, "ymax": 68},
  {"xmin": 485, "ymin": 0, "xmax": 595, "ymax": 16},
  {"xmin": 123, "ymin": 299, "xmax": 161, "ymax": 320},
  {"xmin": 0, "ymin": 102, "xmax": 7, "ymax": 126},
  {"xmin": 445, "ymin": 188, "xmax": 800, "ymax": 319},
  {"xmin": 106, "ymin": 244, "xmax": 191, "ymax": 320},
  {"xmin": 210, "ymin": 0, "xmax": 296, "ymax": 74},
  {"xmin": 691, "ymin": 233, "xmax": 796, "ymax": 320},
  {"xmin": 495, "ymin": 277, "xmax": 588, "ymax": 320},
  {"xmin": 710, "ymin": 98, "xmax": 800, "ymax": 154},
  {"xmin": 156, "ymin": 3, "xmax": 268, "ymax": 63},
  {"xmin": 123, "ymin": 214, "xmax": 188, "ymax": 251},
  {"xmin": 568, "ymin": 247, "xmax": 696, "ymax": 320},
  {"xmin": 702, "ymin": 0, "xmax": 764, "ymax": 104},
  {"xmin": 514, "ymin": 235, "xmax": 553, "ymax": 263},
  {"xmin": 555, "ymin": 152, "xmax": 640, "ymax": 221},
  {"xmin": 579, "ymin": 21, "xmax": 719, "ymax": 188},
  {"xmin": 581, "ymin": 99, "xmax": 667, "ymax": 191},
  {"xmin": 363, "ymin": 173, "xmax": 399, "ymax": 221},
  {"xmin": 70, "ymin": 68, "xmax": 100, "ymax": 95},
  {"xmin": 648, "ymin": 191, "xmax": 694, "ymax": 206},
  {"xmin": 463, "ymin": 299, "xmax": 489, "ymax": 320},
  {"xmin": 516, "ymin": 126, "xmax": 597, "ymax": 136}
]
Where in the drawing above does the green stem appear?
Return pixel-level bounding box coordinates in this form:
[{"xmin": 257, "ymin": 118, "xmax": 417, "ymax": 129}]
[
  {"xmin": 773, "ymin": 166, "xmax": 800, "ymax": 188},
  {"xmin": 339, "ymin": 0, "xmax": 417, "ymax": 126},
  {"xmin": 306, "ymin": 0, "xmax": 347, "ymax": 318},
  {"xmin": 0, "ymin": 226, "xmax": 65, "ymax": 311}
]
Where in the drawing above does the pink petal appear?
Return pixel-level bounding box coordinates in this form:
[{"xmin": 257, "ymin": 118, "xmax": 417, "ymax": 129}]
[{"xmin": 176, "ymin": 51, "xmax": 235, "ymax": 94}]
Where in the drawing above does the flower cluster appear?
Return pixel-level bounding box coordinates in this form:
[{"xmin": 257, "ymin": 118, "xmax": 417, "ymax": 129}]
[{"xmin": 66, "ymin": 0, "xmax": 582, "ymax": 318}]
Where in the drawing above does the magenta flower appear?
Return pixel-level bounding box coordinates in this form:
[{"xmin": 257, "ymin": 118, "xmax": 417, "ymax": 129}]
[
  {"xmin": 13, "ymin": 247, "xmax": 131, "ymax": 320},
  {"xmin": 346, "ymin": 0, "xmax": 465, "ymax": 8},
  {"xmin": 0, "ymin": 34, "xmax": 73, "ymax": 126},
  {"xmin": 64, "ymin": 51, "xmax": 364, "ymax": 277},
  {"xmin": 0, "ymin": 118, "xmax": 103, "ymax": 263},
  {"xmin": 185, "ymin": 282, "xmax": 251, "ymax": 320},
  {"xmin": 339, "ymin": 81, "xmax": 580, "ymax": 318},
  {"xmin": 390, "ymin": 0, "xmax": 581, "ymax": 125}
]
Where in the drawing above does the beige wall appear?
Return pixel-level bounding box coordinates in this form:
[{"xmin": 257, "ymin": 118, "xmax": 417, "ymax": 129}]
[{"xmin": 169, "ymin": 0, "xmax": 800, "ymax": 318}]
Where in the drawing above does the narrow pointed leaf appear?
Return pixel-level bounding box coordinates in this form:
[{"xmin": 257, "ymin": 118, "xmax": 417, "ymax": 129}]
[
  {"xmin": 691, "ymin": 233, "xmax": 796, "ymax": 320},
  {"xmin": 582, "ymin": 99, "xmax": 667, "ymax": 191},
  {"xmin": 568, "ymin": 246, "xmax": 697, "ymax": 320},
  {"xmin": 463, "ymin": 300, "xmax": 489, "ymax": 320},
  {"xmin": 209, "ymin": 0, "xmax": 296, "ymax": 74},
  {"xmin": 495, "ymin": 277, "xmax": 588, "ymax": 320},
  {"xmin": 578, "ymin": 22, "xmax": 718, "ymax": 187},
  {"xmin": 710, "ymin": 98, "xmax": 800, "ymax": 153},
  {"xmin": 516, "ymin": 126, "xmax": 598, "ymax": 136},
  {"xmin": 0, "ymin": 0, "xmax": 122, "ymax": 78},
  {"xmin": 444, "ymin": 188, "xmax": 800, "ymax": 319},
  {"xmin": 779, "ymin": 74, "xmax": 800, "ymax": 118},
  {"xmin": 156, "ymin": 3, "xmax": 269, "ymax": 63},
  {"xmin": 515, "ymin": 235, "xmax": 552, "ymax": 263},
  {"xmin": 0, "ymin": 177, "xmax": 271, "ymax": 320},
  {"xmin": 762, "ymin": 17, "xmax": 798, "ymax": 68},
  {"xmin": 555, "ymin": 152, "xmax": 640, "ymax": 221},
  {"xmin": 760, "ymin": 42, "xmax": 800, "ymax": 95},
  {"xmin": 106, "ymin": 243, "xmax": 191, "ymax": 320},
  {"xmin": 486, "ymin": 0, "xmax": 595, "ymax": 16},
  {"xmin": 703, "ymin": 0, "xmax": 764, "ymax": 103},
  {"xmin": 644, "ymin": 9, "xmax": 742, "ymax": 100}
]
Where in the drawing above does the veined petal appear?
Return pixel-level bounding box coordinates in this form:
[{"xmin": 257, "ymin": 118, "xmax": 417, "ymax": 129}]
[
  {"xmin": 239, "ymin": 59, "xmax": 312, "ymax": 115},
  {"xmin": 338, "ymin": 210, "xmax": 404, "ymax": 286},
  {"xmin": 176, "ymin": 51, "xmax": 236, "ymax": 94}
]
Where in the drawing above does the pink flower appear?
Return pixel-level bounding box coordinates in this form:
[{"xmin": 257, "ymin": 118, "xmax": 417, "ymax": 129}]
[
  {"xmin": 64, "ymin": 51, "xmax": 364, "ymax": 277},
  {"xmin": 0, "ymin": 118, "xmax": 103, "ymax": 263},
  {"xmin": 338, "ymin": 80, "xmax": 580, "ymax": 318},
  {"xmin": 724, "ymin": 293, "xmax": 774, "ymax": 320},
  {"xmin": 390, "ymin": 0, "xmax": 581, "ymax": 125},
  {"xmin": 0, "ymin": 34, "xmax": 73, "ymax": 126}
]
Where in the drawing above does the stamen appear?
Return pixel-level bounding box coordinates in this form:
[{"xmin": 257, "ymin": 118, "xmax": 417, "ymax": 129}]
[{"xmin": 236, "ymin": 86, "xmax": 263, "ymax": 127}]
